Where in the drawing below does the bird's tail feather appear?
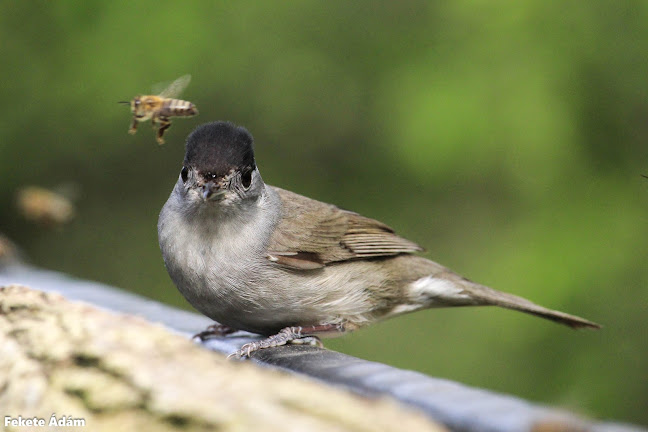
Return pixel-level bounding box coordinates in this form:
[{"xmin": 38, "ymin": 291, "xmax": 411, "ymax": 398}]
[{"xmin": 468, "ymin": 284, "xmax": 601, "ymax": 329}]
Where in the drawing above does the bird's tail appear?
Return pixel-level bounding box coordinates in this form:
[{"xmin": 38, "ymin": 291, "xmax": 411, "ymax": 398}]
[
  {"xmin": 410, "ymin": 271, "xmax": 600, "ymax": 329},
  {"xmin": 466, "ymin": 283, "xmax": 601, "ymax": 329}
]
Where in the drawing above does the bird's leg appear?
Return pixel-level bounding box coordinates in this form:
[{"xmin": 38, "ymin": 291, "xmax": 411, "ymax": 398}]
[
  {"xmin": 193, "ymin": 323, "xmax": 237, "ymax": 341},
  {"xmin": 128, "ymin": 117, "xmax": 139, "ymax": 134},
  {"xmin": 229, "ymin": 323, "xmax": 345, "ymax": 359}
]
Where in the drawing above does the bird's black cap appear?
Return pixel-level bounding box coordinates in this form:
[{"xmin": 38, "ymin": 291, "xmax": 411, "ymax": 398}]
[{"xmin": 184, "ymin": 122, "xmax": 256, "ymax": 176}]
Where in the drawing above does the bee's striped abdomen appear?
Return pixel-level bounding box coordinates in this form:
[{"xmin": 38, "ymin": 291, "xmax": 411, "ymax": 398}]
[{"xmin": 160, "ymin": 99, "xmax": 198, "ymax": 117}]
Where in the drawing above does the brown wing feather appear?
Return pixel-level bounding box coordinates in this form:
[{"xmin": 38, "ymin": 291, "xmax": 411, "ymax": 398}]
[
  {"xmin": 267, "ymin": 187, "xmax": 422, "ymax": 270},
  {"xmin": 343, "ymin": 214, "xmax": 423, "ymax": 257}
]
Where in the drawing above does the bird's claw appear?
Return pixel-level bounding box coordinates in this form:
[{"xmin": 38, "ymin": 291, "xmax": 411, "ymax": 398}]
[
  {"xmin": 226, "ymin": 327, "xmax": 324, "ymax": 359},
  {"xmin": 192, "ymin": 323, "xmax": 236, "ymax": 341},
  {"xmin": 228, "ymin": 342, "xmax": 259, "ymax": 360}
]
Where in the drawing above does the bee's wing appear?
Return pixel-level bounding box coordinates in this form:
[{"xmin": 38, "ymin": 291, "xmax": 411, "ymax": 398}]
[{"xmin": 156, "ymin": 74, "xmax": 192, "ymax": 98}]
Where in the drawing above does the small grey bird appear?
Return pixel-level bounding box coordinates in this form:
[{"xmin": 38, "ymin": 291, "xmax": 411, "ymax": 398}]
[{"xmin": 158, "ymin": 121, "xmax": 600, "ymax": 358}]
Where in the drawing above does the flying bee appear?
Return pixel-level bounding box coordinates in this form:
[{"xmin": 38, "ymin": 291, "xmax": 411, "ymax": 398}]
[
  {"xmin": 120, "ymin": 74, "xmax": 198, "ymax": 145},
  {"xmin": 16, "ymin": 186, "xmax": 76, "ymax": 227}
]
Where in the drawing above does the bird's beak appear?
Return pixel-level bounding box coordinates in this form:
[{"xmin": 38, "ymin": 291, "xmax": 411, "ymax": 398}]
[{"xmin": 201, "ymin": 182, "xmax": 226, "ymax": 201}]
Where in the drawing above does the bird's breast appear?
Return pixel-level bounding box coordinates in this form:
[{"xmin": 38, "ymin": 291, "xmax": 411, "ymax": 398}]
[{"xmin": 158, "ymin": 195, "xmax": 287, "ymax": 332}]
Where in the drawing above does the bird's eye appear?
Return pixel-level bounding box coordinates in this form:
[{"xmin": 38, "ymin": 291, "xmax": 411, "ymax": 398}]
[
  {"xmin": 241, "ymin": 169, "xmax": 252, "ymax": 190},
  {"xmin": 180, "ymin": 166, "xmax": 189, "ymax": 183},
  {"xmin": 204, "ymin": 173, "xmax": 217, "ymax": 181}
]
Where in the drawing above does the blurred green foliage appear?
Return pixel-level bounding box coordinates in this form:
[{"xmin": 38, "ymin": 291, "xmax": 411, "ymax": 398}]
[{"xmin": 1, "ymin": 1, "xmax": 647, "ymax": 425}]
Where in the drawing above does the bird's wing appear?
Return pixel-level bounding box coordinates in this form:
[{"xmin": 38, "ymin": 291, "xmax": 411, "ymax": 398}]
[{"xmin": 267, "ymin": 187, "xmax": 423, "ymax": 270}]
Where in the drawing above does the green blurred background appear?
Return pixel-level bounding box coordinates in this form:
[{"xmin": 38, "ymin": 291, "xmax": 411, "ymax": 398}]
[{"xmin": 1, "ymin": 1, "xmax": 647, "ymax": 425}]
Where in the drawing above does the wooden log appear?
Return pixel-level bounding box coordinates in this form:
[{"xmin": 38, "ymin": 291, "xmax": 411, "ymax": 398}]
[{"xmin": 0, "ymin": 284, "xmax": 445, "ymax": 432}]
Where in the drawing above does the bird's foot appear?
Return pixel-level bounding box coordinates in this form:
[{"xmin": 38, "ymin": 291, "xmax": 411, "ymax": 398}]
[
  {"xmin": 228, "ymin": 324, "xmax": 341, "ymax": 359},
  {"xmin": 192, "ymin": 323, "xmax": 237, "ymax": 341}
]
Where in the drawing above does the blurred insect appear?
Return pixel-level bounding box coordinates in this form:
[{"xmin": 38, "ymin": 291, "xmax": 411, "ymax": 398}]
[
  {"xmin": 0, "ymin": 233, "xmax": 20, "ymax": 264},
  {"xmin": 120, "ymin": 74, "xmax": 198, "ymax": 145},
  {"xmin": 16, "ymin": 186, "xmax": 76, "ymax": 228}
]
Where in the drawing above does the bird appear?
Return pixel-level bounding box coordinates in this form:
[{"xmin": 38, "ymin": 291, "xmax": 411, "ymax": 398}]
[{"xmin": 157, "ymin": 121, "xmax": 600, "ymax": 358}]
